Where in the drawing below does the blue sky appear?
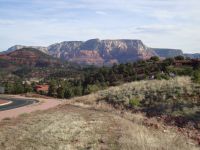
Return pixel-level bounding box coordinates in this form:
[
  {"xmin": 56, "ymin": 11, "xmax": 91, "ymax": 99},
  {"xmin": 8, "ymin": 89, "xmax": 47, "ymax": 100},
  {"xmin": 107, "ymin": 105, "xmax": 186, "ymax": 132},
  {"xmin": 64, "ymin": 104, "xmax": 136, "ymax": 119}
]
[{"xmin": 0, "ymin": 0, "xmax": 200, "ymax": 53}]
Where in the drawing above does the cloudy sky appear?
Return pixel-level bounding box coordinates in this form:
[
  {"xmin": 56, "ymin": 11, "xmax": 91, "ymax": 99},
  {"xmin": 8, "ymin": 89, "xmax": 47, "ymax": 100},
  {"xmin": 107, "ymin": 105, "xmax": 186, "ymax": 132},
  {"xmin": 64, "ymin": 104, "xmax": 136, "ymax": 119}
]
[{"xmin": 0, "ymin": 0, "xmax": 200, "ymax": 53}]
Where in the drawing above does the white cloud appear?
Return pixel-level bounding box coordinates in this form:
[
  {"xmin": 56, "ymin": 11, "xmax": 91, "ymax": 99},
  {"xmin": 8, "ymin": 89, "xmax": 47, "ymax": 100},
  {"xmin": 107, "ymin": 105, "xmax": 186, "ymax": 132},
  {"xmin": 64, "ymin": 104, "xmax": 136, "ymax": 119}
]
[
  {"xmin": 95, "ymin": 11, "xmax": 107, "ymax": 15},
  {"xmin": 132, "ymin": 24, "xmax": 178, "ymax": 34}
]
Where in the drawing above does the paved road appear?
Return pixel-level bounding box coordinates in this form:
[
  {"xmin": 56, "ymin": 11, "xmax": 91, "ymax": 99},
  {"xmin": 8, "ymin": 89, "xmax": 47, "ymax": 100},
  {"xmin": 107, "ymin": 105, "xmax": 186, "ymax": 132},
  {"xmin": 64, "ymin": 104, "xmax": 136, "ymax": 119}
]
[
  {"xmin": 0, "ymin": 97, "xmax": 39, "ymax": 111},
  {"xmin": 0, "ymin": 95, "xmax": 62, "ymax": 121}
]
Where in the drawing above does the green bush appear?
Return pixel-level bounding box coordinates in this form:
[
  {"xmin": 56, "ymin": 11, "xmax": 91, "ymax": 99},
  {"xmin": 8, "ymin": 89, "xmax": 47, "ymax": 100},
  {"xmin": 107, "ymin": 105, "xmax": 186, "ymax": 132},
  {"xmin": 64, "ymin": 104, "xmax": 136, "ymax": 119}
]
[
  {"xmin": 155, "ymin": 73, "xmax": 169, "ymax": 80},
  {"xmin": 64, "ymin": 88, "xmax": 74, "ymax": 98},
  {"xmin": 129, "ymin": 98, "xmax": 141, "ymax": 108},
  {"xmin": 57, "ymin": 86, "xmax": 65, "ymax": 98},
  {"xmin": 192, "ymin": 70, "xmax": 200, "ymax": 84},
  {"xmin": 84, "ymin": 84, "xmax": 100, "ymax": 94},
  {"xmin": 174, "ymin": 55, "xmax": 185, "ymax": 60},
  {"xmin": 150, "ymin": 56, "xmax": 160, "ymax": 62}
]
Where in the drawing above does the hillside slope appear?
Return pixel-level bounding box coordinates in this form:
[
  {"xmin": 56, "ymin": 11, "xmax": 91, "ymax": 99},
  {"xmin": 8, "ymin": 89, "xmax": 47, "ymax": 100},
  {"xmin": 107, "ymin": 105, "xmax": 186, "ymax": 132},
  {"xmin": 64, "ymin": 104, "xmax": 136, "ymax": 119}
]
[
  {"xmin": 184, "ymin": 53, "xmax": 200, "ymax": 59},
  {"xmin": 0, "ymin": 77, "xmax": 199, "ymax": 149},
  {"xmin": 0, "ymin": 100, "xmax": 198, "ymax": 150},
  {"xmin": 0, "ymin": 48, "xmax": 61, "ymax": 68},
  {"xmin": 2, "ymin": 45, "xmax": 48, "ymax": 54}
]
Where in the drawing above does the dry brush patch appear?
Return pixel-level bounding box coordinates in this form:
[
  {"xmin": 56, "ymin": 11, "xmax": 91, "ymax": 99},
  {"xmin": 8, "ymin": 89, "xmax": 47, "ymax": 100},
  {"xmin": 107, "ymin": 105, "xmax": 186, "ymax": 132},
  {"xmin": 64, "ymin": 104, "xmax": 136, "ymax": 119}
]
[
  {"xmin": 0, "ymin": 106, "xmax": 121, "ymax": 150},
  {"xmin": 0, "ymin": 104, "xmax": 199, "ymax": 150},
  {"xmin": 98, "ymin": 76, "xmax": 200, "ymax": 115},
  {"xmin": 117, "ymin": 116, "xmax": 198, "ymax": 150}
]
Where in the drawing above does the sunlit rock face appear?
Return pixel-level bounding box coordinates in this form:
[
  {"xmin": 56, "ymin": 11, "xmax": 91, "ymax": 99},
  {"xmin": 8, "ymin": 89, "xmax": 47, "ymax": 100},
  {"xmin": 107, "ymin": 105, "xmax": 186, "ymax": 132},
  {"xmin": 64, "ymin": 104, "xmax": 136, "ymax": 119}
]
[{"xmin": 47, "ymin": 39, "xmax": 156, "ymax": 65}]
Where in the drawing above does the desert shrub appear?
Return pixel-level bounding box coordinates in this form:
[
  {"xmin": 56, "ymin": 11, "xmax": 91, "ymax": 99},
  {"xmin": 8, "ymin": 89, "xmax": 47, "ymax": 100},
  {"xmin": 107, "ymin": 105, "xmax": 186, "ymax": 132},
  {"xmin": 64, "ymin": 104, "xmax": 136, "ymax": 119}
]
[
  {"xmin": 73, "ymin": 85, "xmax": 83, "ymax": 96},
  {"xmin": 174, "ymin": 55, "xmax": 185, "ymax": 60},
  {"xmin": 166, "ymin": 66, "xmax": 194, "ymax": 76},
  {"xmin": 84, "ymin": 84, "xmax": 100, "ymax": 94},
  {"xmin": 64, "ymin": 88, "xmax": 74, "ymax": 98},
  {"xmin": 192, "ymin": 70, "xmax": 200, "ymax": 84},
  {"xmin": 150, "ymin": 56, "xmax": 160, "ymax": 62},
  {"xmin": 48, "ymin": 80, "xmax": 57, "ymax": 97},
  {"xmin": 155, "ymin": 73, "xmax": 169, "ymax": 80},
  {"xmin": 57, "ymin": 86, "xmax": 65, "ymax": 98},
  {"xmin": 39, "ymin": 90, "xmax": 46, "ymax": 95},
  {"xmin": 129, "ymin": 98, "xmax": 141, "ymax": 108},
  {"xmin": 99, "ymin": 77, "xmax": 200, "ymax": 115}
]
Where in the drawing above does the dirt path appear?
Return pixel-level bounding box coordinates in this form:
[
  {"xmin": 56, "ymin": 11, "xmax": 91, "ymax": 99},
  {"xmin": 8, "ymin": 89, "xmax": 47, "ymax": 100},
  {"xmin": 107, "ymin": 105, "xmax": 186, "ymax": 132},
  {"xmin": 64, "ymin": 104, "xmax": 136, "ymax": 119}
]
[
  {"xmin": 0, "ymin": 95, "xmax": 62, "ymax": 121},
  {"xmin": 0, "ymin": 104, "xmax": 198, "ymax": 150}
]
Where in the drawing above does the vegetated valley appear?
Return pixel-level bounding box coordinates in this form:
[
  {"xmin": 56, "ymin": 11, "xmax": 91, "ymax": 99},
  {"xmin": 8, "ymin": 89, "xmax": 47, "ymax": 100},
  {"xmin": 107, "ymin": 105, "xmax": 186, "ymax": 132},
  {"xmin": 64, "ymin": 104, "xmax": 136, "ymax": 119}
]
[{"xmin": 0, "ymin": 48, "xmax": 200, "ymax": 149}]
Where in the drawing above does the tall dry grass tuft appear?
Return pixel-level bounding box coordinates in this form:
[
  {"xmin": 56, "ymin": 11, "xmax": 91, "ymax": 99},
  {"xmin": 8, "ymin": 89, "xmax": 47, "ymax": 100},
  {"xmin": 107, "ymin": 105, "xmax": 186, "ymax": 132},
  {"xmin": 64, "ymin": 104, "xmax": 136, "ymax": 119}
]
[{"xmin": 117, "ymin": 117, "xmax": 198, "ymax": 150}]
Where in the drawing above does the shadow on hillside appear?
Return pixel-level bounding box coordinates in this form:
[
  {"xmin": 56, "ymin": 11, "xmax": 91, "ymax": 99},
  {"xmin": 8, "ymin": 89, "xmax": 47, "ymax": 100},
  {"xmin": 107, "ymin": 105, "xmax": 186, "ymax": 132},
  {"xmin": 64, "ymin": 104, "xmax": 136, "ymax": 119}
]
[{"xmin": 145, "ymin": 106, "xmax": 200, "ymax": 130}]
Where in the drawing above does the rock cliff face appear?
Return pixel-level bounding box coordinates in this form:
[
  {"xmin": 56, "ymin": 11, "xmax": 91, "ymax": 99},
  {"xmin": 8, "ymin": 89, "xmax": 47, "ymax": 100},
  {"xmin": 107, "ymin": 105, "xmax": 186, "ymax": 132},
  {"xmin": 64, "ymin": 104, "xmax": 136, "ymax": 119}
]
[
  {"xmin": 47, "ymin": 39, "xmax": 156, "ymax": 65},
  {"xmin": 48, "ymin": 41, "xmax": 83, "ymax": 60}
]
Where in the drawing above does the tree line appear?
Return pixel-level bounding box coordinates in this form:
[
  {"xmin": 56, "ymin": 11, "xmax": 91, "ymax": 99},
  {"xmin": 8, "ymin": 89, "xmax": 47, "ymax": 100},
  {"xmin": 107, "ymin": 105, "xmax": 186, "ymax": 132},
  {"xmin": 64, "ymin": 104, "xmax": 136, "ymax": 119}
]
[{"xmin": 1, "ymin": 56, "xmax": 200, "ymax": 98}]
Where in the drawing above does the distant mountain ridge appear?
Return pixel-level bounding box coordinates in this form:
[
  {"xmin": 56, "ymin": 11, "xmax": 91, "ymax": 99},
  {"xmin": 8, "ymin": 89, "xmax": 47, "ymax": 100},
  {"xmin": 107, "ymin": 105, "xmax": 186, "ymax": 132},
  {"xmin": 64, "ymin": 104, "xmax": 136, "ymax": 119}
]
[
  {"xmin": 0, "ymin": 48, "xmax": 61, "ymax": 68},
  {"xmin": 152, "ymin": 48, "xmax": 184, "ymax": 58},
  {"xmin": 184, "ymin": 53, "xmax": 200, "ymax": 59},
  {"xmin": 5, "ymin": 45, "xmax": 49, "ymax": 54},
  {"xmin": 3, "ymin": 39, "xmax": 200, "ymax": 66}
]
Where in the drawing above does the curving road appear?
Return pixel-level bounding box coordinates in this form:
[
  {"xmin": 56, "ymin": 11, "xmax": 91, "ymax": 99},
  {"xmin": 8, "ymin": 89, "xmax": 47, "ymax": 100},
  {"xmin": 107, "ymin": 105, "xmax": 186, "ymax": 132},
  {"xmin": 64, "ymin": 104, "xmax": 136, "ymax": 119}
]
[
  {"xmin": 0, "ymin": 97, "xmax": 39, "ymax": 111},
  {"xmin": 0, "ymin": 95, "xmax": 62, "ymax": 121}
]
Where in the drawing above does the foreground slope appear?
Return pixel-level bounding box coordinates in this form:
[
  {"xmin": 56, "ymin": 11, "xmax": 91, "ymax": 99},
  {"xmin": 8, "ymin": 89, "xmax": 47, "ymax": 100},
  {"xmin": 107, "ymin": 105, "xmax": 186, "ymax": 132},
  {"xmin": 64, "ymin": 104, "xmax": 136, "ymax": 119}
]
[
  {"xmin": 0, "ymin": 104, "xmax": 198, "ymax": 150},
  {"xmin": 0, "ymin": 77, "xmax": 200, "ymax": 150}
]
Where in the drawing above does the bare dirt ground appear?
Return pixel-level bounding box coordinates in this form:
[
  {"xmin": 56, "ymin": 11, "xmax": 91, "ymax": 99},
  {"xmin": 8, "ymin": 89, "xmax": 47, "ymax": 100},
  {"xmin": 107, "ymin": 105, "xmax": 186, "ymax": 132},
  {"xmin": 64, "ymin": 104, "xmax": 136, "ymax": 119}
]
[
  {"xmin": 0, "ymin": 94, "xmax": 199, "ymax": 150},
  {"xmin": 0, "ymin": 95, "xmax": 62, "ymax": 121}
]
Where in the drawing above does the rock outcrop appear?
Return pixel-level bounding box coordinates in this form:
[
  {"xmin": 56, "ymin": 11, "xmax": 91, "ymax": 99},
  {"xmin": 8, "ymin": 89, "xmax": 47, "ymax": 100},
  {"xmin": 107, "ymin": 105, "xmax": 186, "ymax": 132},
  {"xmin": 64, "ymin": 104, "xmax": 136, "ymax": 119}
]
[{"xmin": 47, "ymin": 39, "xmax": 156, "ymax": 65}]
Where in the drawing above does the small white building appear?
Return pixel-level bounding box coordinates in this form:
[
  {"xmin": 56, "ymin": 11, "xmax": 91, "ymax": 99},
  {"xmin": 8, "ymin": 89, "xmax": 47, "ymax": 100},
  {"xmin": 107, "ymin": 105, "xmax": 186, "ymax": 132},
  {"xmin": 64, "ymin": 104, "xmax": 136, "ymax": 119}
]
[{"xmin": 0, "ymin": 86, "xmax": 5, "ymax": 94}]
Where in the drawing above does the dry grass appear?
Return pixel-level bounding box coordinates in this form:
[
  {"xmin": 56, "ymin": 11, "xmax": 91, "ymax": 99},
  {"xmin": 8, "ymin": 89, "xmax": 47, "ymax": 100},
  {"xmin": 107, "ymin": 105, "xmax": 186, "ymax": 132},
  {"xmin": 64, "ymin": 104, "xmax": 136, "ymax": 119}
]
[
  {"xmin": 0, "ymin": 105, "xmax": 198, "ymax": 150},
  {"xmin": 0, "ymin": 106, "xmax": 118, "ymax": 150},
  {"xmin": 118, "ymin": 117, "xmax": 196, "ymax": 150}
]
